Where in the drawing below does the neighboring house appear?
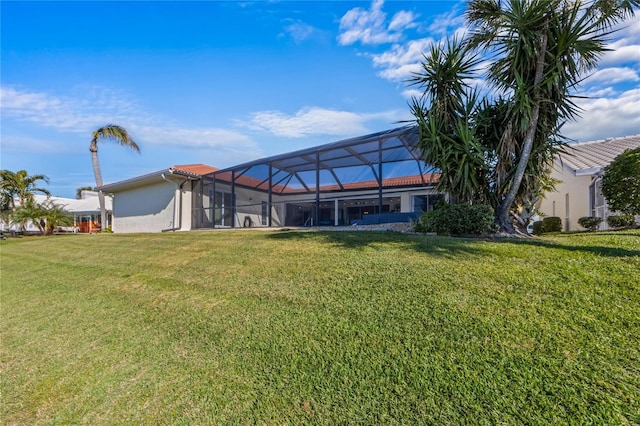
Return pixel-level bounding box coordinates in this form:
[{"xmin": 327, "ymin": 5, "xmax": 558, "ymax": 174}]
[
  {"xmin": 0, "ymin": 191, "xmax": 111, "ymax": 233},
  {"xmin": 537, "ymin": 134, "xmax": 640, "ymax": 231},
  {"xmin": 100, "ymin": 164, "xmax": 217, "ymax": 233}
]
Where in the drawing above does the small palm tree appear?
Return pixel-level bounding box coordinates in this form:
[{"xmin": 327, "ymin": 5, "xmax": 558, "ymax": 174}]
[
  {"xmin": 10, "ymin": 199, "xmax": 73, "ymax": 235},
  {"xmin": 0, "ymin": 169, "xmax": 51, "ymax": 209},
  {"xmin": 89, "ymin": 124, "xmax": 140, "ymax": 229},
  {"xmin": 42, "ymin": 201, "xmax": 74, "ymax": 235}
]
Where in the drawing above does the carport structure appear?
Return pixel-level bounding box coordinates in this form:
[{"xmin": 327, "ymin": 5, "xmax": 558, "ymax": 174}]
[{"xmin": 203, "ymin": 125, "xmax": 439, "ymax": 227}]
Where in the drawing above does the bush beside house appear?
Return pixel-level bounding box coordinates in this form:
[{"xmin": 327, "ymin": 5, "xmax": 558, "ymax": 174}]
[
  {"xmin": 607, "ymin": 214, "xmax": 636, "ymax": 229},
  {"xmin": 415, "ymin": 203, "xmax": 497, "ymax": 236},
  {"xmin": 578, "ymin": 216, "xmax": 603, "ymax": 231}
]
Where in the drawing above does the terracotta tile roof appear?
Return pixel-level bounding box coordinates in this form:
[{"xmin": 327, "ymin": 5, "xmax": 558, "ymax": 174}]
[
  {"xmin": 560, "ymin": 134, "xmax": 640, "ymax": 175},
  {"xmin": 308, "ymin": 173, "xmax": 440, "ymax": 192},
  {"xmin": 211, "ymin": 171, "xmax": 271, "ymax": 190},
  {"xmin": 171, "ymin": 164, "xmax": 218, "ymax": 176},
  {"xmin": 212, "ymin": 172, "xmax": 439, "ymax": 193}
]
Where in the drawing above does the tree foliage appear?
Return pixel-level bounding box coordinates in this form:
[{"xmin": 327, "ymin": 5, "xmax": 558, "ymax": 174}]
[
  {"xmin": 410, "ymin": 0, "xmax": 639, "ymax": 233},
  {"xmin": 9, "ymin": 199, "xmax": 73, "ymax": 235},
  {"xmin": 89, "ymin": 124, "xmax": 139, "ymax": 229},
  {"xmin": 601, "ymin": 147, "xmax": 640, "ymax": 215},
  {"xmin": 607, "ymin": 214, "xmax": 636, "ymax": 228},
  {"xmin": 76, "ymin": 186, "xmax": 95, "ymax": 199},
  {"xmin": 578, "ymin": 216, "xmax": 603, "ymax": 231},
  {"xmin": 0, "ymin": 169, "xmax": 51, "ymax": 210}
]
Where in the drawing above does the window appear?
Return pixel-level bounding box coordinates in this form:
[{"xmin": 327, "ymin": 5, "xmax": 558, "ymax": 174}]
[{"xmin": 413, "ymin": 194, "xmax": 443, "ymax": 213}]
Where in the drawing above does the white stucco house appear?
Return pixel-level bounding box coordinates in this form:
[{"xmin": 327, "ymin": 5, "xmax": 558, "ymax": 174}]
[
  {"xmin": 100, "ymin": 164, "xmax": 217, "ymax": 233},
  {"xmin": 99, "ymin": 127, "xmax": 639, "ymax": 234},
  {"xmin": 537, "ymin": 134, "xmax": 640, "ymax": 231},
  {"xmin": 100, "ymin": 127, "xmax": 445, "ymax": 233}
]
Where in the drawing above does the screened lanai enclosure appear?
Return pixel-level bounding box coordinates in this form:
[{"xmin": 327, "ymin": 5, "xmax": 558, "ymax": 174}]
[{"xmin": 191, "ymin": 125, "xmax": 445, "ymax": 228}]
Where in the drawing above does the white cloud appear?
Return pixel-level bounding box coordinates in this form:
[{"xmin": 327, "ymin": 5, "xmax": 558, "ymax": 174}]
[
  {"xmin": 402, "ymin": 88, "xmax": 423, "ymax": 100},
  {"xmin": 427, "ymin": 7, "xmax": 465, "ymax": 37},
  {"xmin": 0, "ymin": 85, "xmax": 257, "ymax": 154},
  {"xmin": 362, "ymin": 6, "xmax": 467, "ymax": 83},
  {"xmin": 562, "ymin": 88, "xmax": 640, "ymax": 141},
  {"xmin": 244, "ymin": 106, "xmax": 407, "ymax": 138},
  {"xmin": 388, "ymin": 10, "xmax": 418, "ymax": 32},
  {"xmin": 380, "ymin": 63, "xmax": 424, "ymax": 82},
  {"xmin": 581, "ymin": 86, "xmax": 618, "ymax": 98},
  {"xmin": 371, "ymin": 38, "xmax": 434, "ymax": 81},
  {"xmin": 585, "ymin": 67, "xmax": 640, "ymax": 85},
  {"xmin": 282, "ymin": 20, "xmax": 317, "ymax": 44},
  {"xmin": 0, "ymin": 85, "xmax": 144, "ymax": 133},
  {"xmin": 133, "ymin": 125, "xmax": 255, "ymax": 152},
  {"xmin": 372, "ymin": 38, "xmax": 432, "ymax": 68},
  {"xmin": 338, "ymin": 0, "xmax": 417, "ymax": 46},
  {"xmin": 600, "ymin": 14, "xmax": 640, "ymax": 67},
  {"xmin": 602, "ymin": 44, "xmax": 640, "ymax": 67}
]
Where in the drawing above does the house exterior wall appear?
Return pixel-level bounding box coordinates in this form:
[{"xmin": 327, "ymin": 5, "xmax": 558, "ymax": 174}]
[
  {"xmin": 111, "ymin": 181, "xmax": 177, "ymax": 233},
  {"xmin": 538, "ymin": 163, "xmax": 593, "ymax": 231},
  {"xmin": 179, "ymin": 181, "xmax": 194, "ymax": 231}
]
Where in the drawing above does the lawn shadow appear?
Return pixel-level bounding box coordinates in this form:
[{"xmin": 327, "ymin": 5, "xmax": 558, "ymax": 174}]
[
  {"xmin": 267, "ymin": 229, "xmax": 640, "ymax": 258},
  {"xmin": 267, "ymin": 230, "xmax": 497, "ymax": 259},
  {"xmin": 501, "ymin": 237, "xmax": 640, "ymax": 258}
]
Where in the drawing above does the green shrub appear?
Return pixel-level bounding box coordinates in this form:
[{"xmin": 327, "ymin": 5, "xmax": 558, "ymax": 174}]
[
  {"xmin": 413, "ymin": 211, "xmax": 434, "ymax": 234},
  {"xmin": 414, "ymin": 203, "xmax": 497, "ymax": 235},
  {"xmin": 578, "ymin": 216, "xmax": 603, "ymax": 231},
  {"xmin": 601, "ymin": 147, "xmax": 640, "ymax": 215},
  {"xmin": 532, "ymin": 221, "xmax": 545, "ymax": 235},
  {"xmin": 607, "ymin": 214, "xmax": 636, "ymax": 229},
  {"xmin": 542, "ymin": 216, "xmax": 562, "ymax": 233}
]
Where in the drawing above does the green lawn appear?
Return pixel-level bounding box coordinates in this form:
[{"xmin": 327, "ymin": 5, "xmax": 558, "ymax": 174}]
[{"xmin": 1, "ymin": 230, "xmax": 639, "ymax": 424}]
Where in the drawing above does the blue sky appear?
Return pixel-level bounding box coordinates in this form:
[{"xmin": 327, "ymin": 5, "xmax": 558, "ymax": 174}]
[{"xmin": 2, "ymin": 0, "xmax": 639, "ymax": 198}]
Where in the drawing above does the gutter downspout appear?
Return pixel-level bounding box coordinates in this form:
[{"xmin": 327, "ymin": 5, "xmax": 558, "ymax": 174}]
[{"xmin": 161, "ymin": 173, "xmax": 188, "ymax": 232}]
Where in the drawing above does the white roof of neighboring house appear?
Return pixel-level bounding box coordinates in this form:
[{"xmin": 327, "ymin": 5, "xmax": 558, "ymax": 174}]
[
  {"xmin": 559, "ymin": 134, "xmax": 640, "ymax": 176},
  {"xmin": 32, "ymin": 193, "xmax": 112, "ymax": 214}
]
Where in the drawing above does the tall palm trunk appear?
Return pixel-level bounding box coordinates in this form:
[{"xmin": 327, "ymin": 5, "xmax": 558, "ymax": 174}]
[
  {"xmin": 89, "ymin": 141, "xmax": 107, "ymax": 230},
  {"xmin": 497, "ymin": 28, "xmax": 548, "ymax": 233},
  {"xmin": 88, "ymin": 125, "xmax": 138, "ymax": 232}
]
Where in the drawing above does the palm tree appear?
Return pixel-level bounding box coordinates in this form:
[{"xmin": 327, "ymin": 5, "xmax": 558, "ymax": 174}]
[
  {"xmin": 411, "ymin": 0, "xmax": 639, "ymax": 234},
  {"xmin": 76, "ymin": 186, "xmax": 95, "ymax": 199},
  {"xmin": 41, "ymin": 200, "xmax": 74, "ymax": 235},
  {"xmin": 465, "ymin": 0, "xmax": 639, "ymax": 232},
  {"xmin": 0, "ymin": 169, "xmax": 51, "ymax": 209},
  {"xmin": 409, "ymin": 38, "xmax": 489, "ymax": 204},
  {"xmin": 10, "ymin": 199, "xmax": 73, "ymax": 235},
  {"xmin": 89, "ymin": 124, "xmax": 140, "ymax": 229}
]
